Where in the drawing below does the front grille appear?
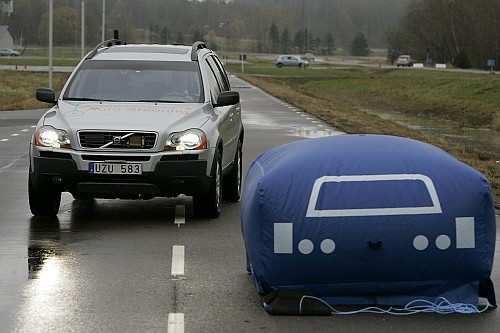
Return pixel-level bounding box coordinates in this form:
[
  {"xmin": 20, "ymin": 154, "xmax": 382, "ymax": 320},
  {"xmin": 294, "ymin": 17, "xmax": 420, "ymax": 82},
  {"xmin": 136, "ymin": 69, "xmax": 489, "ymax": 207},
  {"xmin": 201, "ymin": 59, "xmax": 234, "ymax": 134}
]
[{"xmin": 79, "ymin": 131, "xmax": 157, "ymax": 149}]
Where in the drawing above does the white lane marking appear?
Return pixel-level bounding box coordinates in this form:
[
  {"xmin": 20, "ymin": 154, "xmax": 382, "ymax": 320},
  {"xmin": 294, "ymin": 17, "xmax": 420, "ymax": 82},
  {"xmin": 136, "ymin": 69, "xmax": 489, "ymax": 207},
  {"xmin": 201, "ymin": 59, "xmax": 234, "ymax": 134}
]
[
  {"xmin": 22, "ymin": 129, "xmax": 29, "ymax": 132},
  {"xmin": 167, "ymin": 313, "xmax": 184, "ymax": 333},
  {"xmin": 1, "ymin": 139, "xmax": 9, "ymax": 142},
  {"xmin": 171, "ymin": 245, "xmax": 185, "ymax": 276},
  {"xmin": 174, "ymin": 205, "xmax": 185, "ymax": 227},
  {"xmin": 11, "ymin": 133, "xmax": 19, "ymax": 137}
]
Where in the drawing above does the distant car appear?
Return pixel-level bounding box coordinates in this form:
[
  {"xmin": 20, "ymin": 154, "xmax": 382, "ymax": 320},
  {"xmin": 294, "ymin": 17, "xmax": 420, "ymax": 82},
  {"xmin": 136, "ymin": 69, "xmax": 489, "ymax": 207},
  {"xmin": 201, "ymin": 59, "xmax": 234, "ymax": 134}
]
[
  {"xmin": 0, "ymin": 48, "xmax": 20, "ymax": 56},
  {"xmin": 303, "ymin": 53, "xmax": 315, "ymax": 61},
  {"xmin": 274, "ymin": 55, "xmax": 308, "ymax": 68},
  {"xmin": 396, "ymin": 55, "xmax": 414, "ymax": 67}
]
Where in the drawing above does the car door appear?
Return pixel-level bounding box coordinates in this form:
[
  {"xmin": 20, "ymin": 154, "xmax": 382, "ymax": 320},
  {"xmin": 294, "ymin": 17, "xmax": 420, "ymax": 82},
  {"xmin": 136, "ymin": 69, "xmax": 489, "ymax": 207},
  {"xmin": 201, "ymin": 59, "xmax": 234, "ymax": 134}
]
[
  {"xmin": 204, "ymin": 55, "xmax": 240, "ymax": 171},
  {"xmin": 285, "ymin": 56, "xmax": 297, "ymax": 66}
]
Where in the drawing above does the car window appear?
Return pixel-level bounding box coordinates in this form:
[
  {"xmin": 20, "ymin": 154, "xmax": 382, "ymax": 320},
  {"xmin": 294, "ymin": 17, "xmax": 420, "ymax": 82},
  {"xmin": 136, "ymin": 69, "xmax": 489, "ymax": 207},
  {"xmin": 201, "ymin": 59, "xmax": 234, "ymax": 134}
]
[
  {"xmin": 206, "ymin": 56, "xmax": 229, "ymax": 92},
  {"xmin": 63, "ymin": 60, "xmax": 203, "ymax": 102},
  {"xmin": 211, "ymin": 56, "xmax": 230, "ymax": 91},
  {"xmin": 203, "ymin": 59, "xmax": 222, "ymax": 103}
]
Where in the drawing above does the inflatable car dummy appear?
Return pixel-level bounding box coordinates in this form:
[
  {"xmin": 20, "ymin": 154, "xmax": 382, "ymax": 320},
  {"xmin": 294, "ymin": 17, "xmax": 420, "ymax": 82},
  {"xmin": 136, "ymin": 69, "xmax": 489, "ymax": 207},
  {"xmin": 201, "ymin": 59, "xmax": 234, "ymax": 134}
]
[{"xmin": 241, "ymin": 135, "xmax": 496, "ymax": 309}]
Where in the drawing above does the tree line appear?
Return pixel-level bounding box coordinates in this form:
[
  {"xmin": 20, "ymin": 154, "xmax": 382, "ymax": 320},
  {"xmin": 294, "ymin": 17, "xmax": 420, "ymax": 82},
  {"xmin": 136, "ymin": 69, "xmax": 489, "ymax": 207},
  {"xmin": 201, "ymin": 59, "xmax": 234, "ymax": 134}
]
[
  {"xmin": 2, "ymin": 0, "xmax": 406, "ymax": 55},
  {"xmin": 387, "ymin": 0, "xmax": 500, "ymax": 69},
  {"xmin": 2, "ymin": 0, "xmax": 497, "ymax": 69}
]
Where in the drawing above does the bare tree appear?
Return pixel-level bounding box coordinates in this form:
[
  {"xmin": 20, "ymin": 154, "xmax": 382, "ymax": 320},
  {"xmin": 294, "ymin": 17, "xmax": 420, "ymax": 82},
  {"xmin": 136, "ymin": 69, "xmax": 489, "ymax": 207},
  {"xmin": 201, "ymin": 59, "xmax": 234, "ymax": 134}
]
[{"xmin": 388, "ymin": 0, "xmax": 500, "ymax": 69}]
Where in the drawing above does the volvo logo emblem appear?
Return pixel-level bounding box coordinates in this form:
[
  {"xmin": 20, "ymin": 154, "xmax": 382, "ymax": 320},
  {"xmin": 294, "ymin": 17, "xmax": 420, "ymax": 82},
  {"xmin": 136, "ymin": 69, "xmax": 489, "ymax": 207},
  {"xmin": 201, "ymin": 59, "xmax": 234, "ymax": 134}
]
[{"xmin": 112, "ymin": 136, "xmax": 122, "ymax": 144}]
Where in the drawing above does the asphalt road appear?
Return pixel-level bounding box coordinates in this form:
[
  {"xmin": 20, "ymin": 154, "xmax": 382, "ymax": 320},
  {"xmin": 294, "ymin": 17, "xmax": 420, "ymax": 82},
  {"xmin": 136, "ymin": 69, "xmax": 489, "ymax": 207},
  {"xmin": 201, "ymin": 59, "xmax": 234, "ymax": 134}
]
[{"xmin": 0, "ymin": 76, "xmax": 499, "ymax": 332}]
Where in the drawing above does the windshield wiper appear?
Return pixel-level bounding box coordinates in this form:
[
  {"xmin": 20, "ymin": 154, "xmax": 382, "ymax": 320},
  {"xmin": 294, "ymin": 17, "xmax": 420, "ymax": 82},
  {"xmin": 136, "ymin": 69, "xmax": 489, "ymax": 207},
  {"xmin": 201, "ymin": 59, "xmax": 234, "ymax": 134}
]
[
  {"xmin": 64, "ymin": 97, "xmax": 101, "ymax": 101},
  {"xmin": 133, "ymin": 99, "xmax": 186, "ymax": 103},
  {"xmin": 65, "ymin": 97, "xmax": 128, "ymax": 102}
]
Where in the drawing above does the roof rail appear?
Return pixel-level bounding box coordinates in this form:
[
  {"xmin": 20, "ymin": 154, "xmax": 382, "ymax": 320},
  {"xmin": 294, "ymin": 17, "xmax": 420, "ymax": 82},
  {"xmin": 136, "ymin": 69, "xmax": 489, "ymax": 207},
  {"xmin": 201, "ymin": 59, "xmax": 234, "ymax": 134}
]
[
  {"xmin": 191, "ymin": 41, "xmax": 207, "ymax": 61},
  {"xmin": 85, "ymin": 39, "xmax": 123, "ymax": 60}
]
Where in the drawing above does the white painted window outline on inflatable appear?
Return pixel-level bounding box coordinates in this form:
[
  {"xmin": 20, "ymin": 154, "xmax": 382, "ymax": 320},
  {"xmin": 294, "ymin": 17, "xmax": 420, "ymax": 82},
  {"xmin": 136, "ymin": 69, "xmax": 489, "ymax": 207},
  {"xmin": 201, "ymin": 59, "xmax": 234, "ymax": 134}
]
[{"xmin": 306, "ymin": 174, "xmax": 442, "ymax": 218}]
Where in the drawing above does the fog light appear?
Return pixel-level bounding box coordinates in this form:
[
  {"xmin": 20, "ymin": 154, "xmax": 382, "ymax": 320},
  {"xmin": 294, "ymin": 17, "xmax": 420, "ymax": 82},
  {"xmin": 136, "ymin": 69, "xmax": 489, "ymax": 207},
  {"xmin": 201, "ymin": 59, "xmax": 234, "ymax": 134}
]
[{"xmin": 52, "ymin": 176, "xmax": 63, "ymax": 184}]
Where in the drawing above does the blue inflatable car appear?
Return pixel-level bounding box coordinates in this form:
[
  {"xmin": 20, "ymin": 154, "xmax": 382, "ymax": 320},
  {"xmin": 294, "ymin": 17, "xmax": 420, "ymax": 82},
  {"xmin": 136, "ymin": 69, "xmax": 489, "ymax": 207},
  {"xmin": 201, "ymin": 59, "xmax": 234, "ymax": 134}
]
[{"xmin": 241, "ymin": 135, "xmax": 496, "ymax": 307}]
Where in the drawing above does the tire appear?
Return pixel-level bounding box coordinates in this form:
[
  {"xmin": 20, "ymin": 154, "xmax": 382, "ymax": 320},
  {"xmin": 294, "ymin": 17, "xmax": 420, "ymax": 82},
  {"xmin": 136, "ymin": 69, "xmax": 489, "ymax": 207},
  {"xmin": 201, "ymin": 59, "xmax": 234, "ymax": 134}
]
[
  {"xmin": 28, "ymin": 174, "xmax": 61, "ymax": 217},
  {"xmin": 277, "ymin": 63, "xmax": 283, "ymax": 68},
  {"xmin": 193, "ymin": 150, "xmax": 222, "ymax": 218},
  {"xmin": 223, "ymin": 140, "xmax": 242, "ymax": 202}
]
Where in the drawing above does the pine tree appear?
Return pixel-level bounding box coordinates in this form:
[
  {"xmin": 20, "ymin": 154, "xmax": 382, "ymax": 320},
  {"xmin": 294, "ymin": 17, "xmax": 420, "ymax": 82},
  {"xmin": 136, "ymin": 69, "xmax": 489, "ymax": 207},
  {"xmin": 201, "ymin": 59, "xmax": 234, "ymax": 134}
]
[
  {"xmin": 350, "ymin": 32, "xmax": 370, "ymax": 56},
  {"xmin": 269, "ymin": 22, "xmax": 279, "ymax": 53}
]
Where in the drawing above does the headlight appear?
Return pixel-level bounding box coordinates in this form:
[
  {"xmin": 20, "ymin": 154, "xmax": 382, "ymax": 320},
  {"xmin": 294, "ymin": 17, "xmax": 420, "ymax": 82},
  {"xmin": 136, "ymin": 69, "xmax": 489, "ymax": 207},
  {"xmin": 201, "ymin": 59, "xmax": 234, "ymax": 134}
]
[
  {"xmin": 165, "ymin": 129, "xmax": 207, "ymax": 151},
  {"xmin": 35, "ymin": 126, "xmax": 71, "ymax": 148}
]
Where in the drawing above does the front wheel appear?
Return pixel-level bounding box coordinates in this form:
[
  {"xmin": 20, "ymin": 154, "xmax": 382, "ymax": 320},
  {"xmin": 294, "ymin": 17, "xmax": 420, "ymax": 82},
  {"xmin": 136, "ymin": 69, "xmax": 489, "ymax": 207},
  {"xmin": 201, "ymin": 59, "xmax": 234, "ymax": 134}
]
[
  {"xmin": 193, "ymin": 150, "xmax": 222, "ymax": 218},
  {"xmin": 223, "ymin": 140, "xmax": 242, "ymax": 202},
  {"xmin": 28, "ymin": 174, "xmax": 61, "ymax": 217}
]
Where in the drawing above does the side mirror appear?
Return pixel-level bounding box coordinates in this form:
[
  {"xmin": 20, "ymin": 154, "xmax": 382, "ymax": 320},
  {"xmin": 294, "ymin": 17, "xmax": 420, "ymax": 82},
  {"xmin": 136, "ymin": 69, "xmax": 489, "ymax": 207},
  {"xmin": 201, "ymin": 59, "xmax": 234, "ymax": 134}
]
[
  {"xmin": 36, "ymin": 87, "xmax": 56, "ymax": 104},
  {"xmin": 215, "ymin": 91, "xmax": 239, "ymax": 107}
]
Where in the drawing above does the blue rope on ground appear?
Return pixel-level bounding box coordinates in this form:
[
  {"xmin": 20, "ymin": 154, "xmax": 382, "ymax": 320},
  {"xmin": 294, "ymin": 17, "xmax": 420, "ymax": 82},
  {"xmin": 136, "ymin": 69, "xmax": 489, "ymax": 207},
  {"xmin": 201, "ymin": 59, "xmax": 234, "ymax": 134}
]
[{"xmin": 299, "ymin": 296, "xmax": 491, "ymax": 315}]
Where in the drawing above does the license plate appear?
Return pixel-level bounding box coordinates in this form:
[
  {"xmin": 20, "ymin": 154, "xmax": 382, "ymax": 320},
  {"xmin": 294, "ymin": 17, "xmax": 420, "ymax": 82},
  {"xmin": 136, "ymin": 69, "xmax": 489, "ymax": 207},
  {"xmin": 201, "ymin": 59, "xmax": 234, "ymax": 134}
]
[{"xmin": 89, "ymin": 162, "xmax": 142, "ymax": 175}]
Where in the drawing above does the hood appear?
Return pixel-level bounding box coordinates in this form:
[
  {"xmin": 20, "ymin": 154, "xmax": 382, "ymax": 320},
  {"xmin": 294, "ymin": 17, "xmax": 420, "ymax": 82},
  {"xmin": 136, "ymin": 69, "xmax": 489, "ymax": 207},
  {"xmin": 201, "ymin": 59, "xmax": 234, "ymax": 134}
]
[{"xmin": 44, "ymin": 101, "xmax": 210, "ymax": 133}]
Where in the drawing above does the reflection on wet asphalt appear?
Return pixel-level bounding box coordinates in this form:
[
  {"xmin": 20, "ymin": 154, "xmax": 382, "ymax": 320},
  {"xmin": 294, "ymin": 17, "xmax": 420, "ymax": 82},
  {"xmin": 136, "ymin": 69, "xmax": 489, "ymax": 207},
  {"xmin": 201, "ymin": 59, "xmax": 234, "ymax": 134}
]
[
  {"xmin": 7, "ymin": 77, "xmax": 499, "ymax": 332},
  {"xmin": 15, "ymin": 195, "xmax": 185, "ymax": 332}
]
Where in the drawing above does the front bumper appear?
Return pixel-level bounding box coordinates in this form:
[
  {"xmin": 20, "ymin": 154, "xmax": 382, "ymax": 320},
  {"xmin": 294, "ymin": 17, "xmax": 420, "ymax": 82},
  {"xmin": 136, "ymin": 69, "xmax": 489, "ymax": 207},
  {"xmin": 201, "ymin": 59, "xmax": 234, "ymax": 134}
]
[{"xmin": 30, "ymin": 150, "xmax": 212, "ymax": 198}]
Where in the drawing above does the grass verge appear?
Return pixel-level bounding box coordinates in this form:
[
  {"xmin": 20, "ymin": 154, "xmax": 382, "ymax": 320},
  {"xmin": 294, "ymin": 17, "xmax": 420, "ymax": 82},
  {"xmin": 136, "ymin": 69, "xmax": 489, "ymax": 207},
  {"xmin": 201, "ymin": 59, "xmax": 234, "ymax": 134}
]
[
  {"xmin": 229, "ymin": 62, "xmax": 499, "ymax": 207},
  {"xmin": 0, "ymin": 71, "xmax": 70, "ymax": 111}
]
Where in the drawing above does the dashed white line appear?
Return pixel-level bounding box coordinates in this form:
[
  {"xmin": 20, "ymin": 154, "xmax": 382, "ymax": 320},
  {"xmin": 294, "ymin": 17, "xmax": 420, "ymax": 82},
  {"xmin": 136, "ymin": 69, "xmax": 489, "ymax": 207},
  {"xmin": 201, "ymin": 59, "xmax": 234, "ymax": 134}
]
[
  {"xmin": 174, "ymin": 205, "xmax": 185, "ymax": 227},
  {"xmin": 171, "ymin": 245, "xmax": 185, "ymax": 276},
  {"xmin": 167, "ymin": 313, "xmax": 184, "ymax": 333},
  {"xmin": 170, "ymin": 203, "xmax": 186, "ymax": 332},
  {"xmin": 1, "ymin": 127, "xmax": 34, "ymax": 142},
  {"xmin": 169, "ymin": 245, "xmax": 186, "ymax": 332}
]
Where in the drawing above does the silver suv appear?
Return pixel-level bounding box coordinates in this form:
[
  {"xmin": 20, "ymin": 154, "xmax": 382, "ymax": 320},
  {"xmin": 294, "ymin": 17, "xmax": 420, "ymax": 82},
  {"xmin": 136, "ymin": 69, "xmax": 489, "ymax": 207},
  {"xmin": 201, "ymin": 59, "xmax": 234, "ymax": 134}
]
[{"xmin": 30, "ymin": 40, "xmax": 243, "ymax": 218}]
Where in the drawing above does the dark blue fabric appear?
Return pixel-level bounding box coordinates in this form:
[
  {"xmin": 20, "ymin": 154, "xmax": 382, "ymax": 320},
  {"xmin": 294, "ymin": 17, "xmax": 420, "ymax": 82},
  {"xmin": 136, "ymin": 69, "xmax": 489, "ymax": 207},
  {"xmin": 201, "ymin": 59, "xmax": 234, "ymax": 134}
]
[{"xmin": 241, "ymin": 135, "xmax": 496, "ymax": 306}]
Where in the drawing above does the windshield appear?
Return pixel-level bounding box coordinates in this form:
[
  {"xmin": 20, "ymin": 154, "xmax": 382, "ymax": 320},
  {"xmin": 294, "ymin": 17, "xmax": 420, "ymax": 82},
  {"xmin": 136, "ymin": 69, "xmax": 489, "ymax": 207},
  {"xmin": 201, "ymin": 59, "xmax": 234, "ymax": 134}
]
[{"xmin": 63, "ymin": 60, "xmax": 203, "ymax": 103}]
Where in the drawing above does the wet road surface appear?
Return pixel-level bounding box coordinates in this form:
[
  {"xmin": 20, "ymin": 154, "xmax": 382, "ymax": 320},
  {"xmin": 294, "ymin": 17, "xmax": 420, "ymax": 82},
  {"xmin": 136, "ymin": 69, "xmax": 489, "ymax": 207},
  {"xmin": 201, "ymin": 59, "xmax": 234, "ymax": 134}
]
[{"xmin": 0, "ymin": 76, "xmax": 499, "ymax": 332}]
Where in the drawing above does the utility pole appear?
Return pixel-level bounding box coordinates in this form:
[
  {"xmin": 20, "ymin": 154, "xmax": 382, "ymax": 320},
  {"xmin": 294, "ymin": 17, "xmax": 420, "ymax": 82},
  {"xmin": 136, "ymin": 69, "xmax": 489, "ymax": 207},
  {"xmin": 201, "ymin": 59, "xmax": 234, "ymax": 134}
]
[
  {"xmin": 81, "ymin": 1, "xmax": 85, "ymax": 59},
  {"xmin": 102, "ymin": 0, "xmax": 106, "ymax": 41},
  {"xmin": 301, "ymin": 0, "xmax": 308, "ymax": 53},
  {"xmin": 48, "ymin": 0, "xmax": 53, "ymax": 89}
]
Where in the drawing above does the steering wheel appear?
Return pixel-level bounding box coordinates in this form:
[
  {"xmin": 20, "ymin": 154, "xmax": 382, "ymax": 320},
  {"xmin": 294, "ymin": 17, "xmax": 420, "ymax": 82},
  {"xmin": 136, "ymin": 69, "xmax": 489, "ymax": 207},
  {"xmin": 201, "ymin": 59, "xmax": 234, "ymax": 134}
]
[{"xmin": 161, "ymin": 92, "xmax": 191, "ymax": 102}]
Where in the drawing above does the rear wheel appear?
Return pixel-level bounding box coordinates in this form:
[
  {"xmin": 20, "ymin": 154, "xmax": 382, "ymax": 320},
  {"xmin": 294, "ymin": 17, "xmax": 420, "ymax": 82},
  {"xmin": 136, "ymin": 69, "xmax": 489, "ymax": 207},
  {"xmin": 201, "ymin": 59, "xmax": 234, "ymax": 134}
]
[
  {"xmin": 193, "ymin": 150, "xmax": 222, "ymax": 218},
  {"xmin": 223, "ymin": 140, "xmax": 242, "ymax": 202},
  {"xmin": 28, "ymin": 174, "xmax": 61, "ymax": 217}
]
